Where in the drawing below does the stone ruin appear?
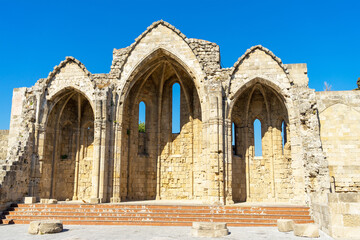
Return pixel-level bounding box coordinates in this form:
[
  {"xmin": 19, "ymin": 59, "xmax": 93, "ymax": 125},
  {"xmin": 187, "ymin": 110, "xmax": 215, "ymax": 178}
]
[{"xmin": 0, "ymin": 20, "xmax": 359, "ymax": 238}]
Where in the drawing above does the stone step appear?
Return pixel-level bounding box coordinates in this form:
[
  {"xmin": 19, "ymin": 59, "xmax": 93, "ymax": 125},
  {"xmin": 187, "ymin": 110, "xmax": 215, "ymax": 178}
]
[
  {"xmin": 10, "ymin": 207, "xmax": 310, "ymax": 215},
  {"xmin": 1, "ymin": 204, "xmax": 314, "ymax": 226},
  {"xmin": 2, "ymin": 216, "xmax": 314, "ymax": 225},
  {"xmin": 2, "ymin": 219, "xmax": 278, "ymax": 227},
  {"xmin": 16, "ymin": 204, "xmax": 310, "ymax": 211},
  {"xmin": 6, "ymin": 212, "xmax": 312, "ymax": 220}
]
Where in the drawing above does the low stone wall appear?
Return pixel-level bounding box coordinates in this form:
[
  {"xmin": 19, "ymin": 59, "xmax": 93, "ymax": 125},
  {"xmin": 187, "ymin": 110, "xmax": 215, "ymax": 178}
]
[
  {"xmin": 311, "ymin": 193, "xmax": 360, "ymax": 239},
  {"xmin": 311, "ymin": 201, "xmax": 331, "ymax": 235}
]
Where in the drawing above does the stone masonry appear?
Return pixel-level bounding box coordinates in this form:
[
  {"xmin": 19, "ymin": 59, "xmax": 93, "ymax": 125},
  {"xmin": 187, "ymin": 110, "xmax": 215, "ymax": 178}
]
[{"xmin": 0, "ymin": 20, "xmax": 359, "ymax": 238}]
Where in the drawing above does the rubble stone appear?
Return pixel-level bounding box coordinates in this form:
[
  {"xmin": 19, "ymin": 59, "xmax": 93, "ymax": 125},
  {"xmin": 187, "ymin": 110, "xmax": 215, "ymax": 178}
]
[
  {"xmin": 24, "ymin": 197, "xmax": 36, "ymax": 204},
  {"xmin": 28, "ymin": 220, "xmax": 63, "ymax": 235},
  {"xmin": 191, "ymin": 222, "xmax": 228, "ymax": 237},
  {"xmin": 294, "ymin": 223, "xmax": 319, "ymax": 238},
  {"xmin": 277, "ymin": 219, "xmax": 294, "ymax": 232}
]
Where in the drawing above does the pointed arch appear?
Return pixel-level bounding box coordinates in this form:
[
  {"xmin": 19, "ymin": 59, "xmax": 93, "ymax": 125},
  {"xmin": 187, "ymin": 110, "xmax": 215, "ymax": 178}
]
[
  {"xmin": 115, "ymin": 20, "xmax": 205, "ymax": 82},
  {"xmin": 117, "ymin": 47, "xmax": 202, "ymax": 118},
  {"xmin": 229, "ymin": 77, "xmax": 293, "ymax": 203},
  {"xmin": 40, "ymin": 87, "xmax": 95, "ymax": 130},
  {"xmin": 44, "ymin": 57, "xmax": 95, "ymax": 87},
  {"xmin": 114, "ymin": 43, "xmax": 203, "ymax": 201},
  {"xmin": 230, "ymin": 45, "xmax": 290, "ymax": 80},
  {"xmin": 228, "ymin": 45, "xmax": 293, "ymax": 98},
  {"xmin": 39, "ymin": 87, "xmax": 95, "ymax": 201},
  {"xmin": 117, "ymin": 22, "xmax": 205, "ymax": 99},
  {"xmin": 228, "ymin": 77, "xmax": 289, "ymax": 120}
]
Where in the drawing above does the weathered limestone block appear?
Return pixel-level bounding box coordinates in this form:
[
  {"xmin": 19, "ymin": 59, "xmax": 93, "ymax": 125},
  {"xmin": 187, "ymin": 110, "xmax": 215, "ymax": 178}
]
[
  {"xmin": 40, "ymin": 199, "xmax": 57, "ymax": 204},
  {"xmin": 191, "ymin": 222, "xmax": 228, "ymax": 237},
  {"xmin": 48, "ymin": 199, "xmax": 57, "ymax": 204},
  {"xmin": 24, "ymin": 197, "xmax": 36, "ymax": 204},
  {"xmin": 90, "ymin": 198, "xmax": 100, "ymax": 204},
  {"xmin": 277, "ymin": 219, "xmax": 294, "ymax": 232},
  {"xmin": 343, "ymin": 214, "xmax": 360, "ymax": 227},
  {"xmin": 28, "ymin": 220, "xmax": 63, "ymax": 235},
  {"xmin": 294, "ymin": 223, "xmax": 319, "ymax": 238}
]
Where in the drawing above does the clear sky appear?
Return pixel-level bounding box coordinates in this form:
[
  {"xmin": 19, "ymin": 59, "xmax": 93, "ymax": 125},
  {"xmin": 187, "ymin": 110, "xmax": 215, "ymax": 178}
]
[{"xmin": 0, "ymin": 0, "xmax": 359, "ymax": 130}]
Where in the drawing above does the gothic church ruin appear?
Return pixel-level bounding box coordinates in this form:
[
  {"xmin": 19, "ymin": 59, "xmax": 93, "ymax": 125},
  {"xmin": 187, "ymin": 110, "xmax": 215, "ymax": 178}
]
[{"xmin": 0, "ymin": 21, "xmax": 359, "ymax": 238}]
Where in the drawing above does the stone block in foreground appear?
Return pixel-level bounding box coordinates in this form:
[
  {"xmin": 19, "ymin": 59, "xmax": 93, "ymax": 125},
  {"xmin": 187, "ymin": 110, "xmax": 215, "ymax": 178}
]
[
  {"xmin": 192, "ymin": 222, "xmax": 228, "ymax": 237},
  {"xmin": 294, "ymin": 223, "xmax": 319, "ymax": 238},
  {"xmin": 28, "ymin": 220, "xmax": 63, "ymax": 235},
  {"xmin": 24, "ymin": 197, "xmax": 36, "ymax": 204},
  {"xmin": 277, "ymin": 219, "xmax": 294, "ymax": 232}
]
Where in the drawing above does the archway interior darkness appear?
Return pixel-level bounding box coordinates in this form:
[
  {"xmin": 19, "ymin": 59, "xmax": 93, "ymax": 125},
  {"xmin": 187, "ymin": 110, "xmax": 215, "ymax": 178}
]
[
  {"xmin": 40, "ymin": 90, "xmax": 94, "ymax": 201},
  {"xmin": 121, "ymin": 51, "xmax": 202, "ymax": 201},
  {"xmin": 231, "ymin": 83, "xmax": 292, "ymax": 203}
]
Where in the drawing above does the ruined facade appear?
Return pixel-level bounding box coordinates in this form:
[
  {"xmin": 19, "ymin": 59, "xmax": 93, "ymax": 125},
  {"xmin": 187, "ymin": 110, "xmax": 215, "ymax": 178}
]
[{"xmin": 0, "ymin": 21, "xmax": 359, "ymax": 238}]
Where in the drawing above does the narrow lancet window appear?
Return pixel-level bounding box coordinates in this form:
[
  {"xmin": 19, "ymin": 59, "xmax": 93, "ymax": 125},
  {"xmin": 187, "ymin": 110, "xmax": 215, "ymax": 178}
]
[
  {"xmin": 281, "ymin": 120, "xmax": 287, "ymax": 151},
  {"xmin": 232, "ymin": 122, "xmax": 236, "ymax": 155},
  {"xmin": 172, "ymin": 83, "xmax": 181, "ymax": 133},
  {"xmin": 138, "ymin": 101, "xmax": 146, "ymax": 133},
  {"xmin": 254, "ymin": 119, "xmax": 262, "ymax": 157}
]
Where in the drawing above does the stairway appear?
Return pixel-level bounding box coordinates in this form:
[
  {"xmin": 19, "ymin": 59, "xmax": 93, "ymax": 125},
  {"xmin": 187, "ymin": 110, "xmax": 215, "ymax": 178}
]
[{"xmin": 1, "ymin": 203, "xmax": 314, "ymax": 226}]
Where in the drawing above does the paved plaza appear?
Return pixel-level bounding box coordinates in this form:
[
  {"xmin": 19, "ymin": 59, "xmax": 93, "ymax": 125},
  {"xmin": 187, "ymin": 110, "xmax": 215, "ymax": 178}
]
[{"xmin": 0, "ymin": 224, "xmax": 334, "ymax": 240}]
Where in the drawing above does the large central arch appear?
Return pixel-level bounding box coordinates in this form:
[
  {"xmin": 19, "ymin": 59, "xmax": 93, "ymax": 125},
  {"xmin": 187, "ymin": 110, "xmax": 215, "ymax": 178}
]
[{"xmin": 116, "ymin": 49, "xmax": 202, "ymax": 201}]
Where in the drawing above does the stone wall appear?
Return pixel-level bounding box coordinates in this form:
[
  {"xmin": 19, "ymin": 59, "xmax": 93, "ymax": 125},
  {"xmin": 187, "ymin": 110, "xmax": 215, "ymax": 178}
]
[
  {"xmin": 317, "ymin": 91, "xmax": 360, "ymax": 192},
  {"xmin": 0, "ymin": 87, "xmax": 36, "ymax": 210},
  {"xmin": 0, "ymin": 130, "xmax": 9, "ymax": 160},
  {"xmin": 312, "ymin": 193, "xmax": 360, "ymax": 239}
]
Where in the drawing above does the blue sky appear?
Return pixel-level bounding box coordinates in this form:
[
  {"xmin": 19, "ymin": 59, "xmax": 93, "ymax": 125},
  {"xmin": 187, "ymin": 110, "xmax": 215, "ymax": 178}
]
[{"xmin": 0, "ymin": 0, "xmax": 359, "ymax": 130}]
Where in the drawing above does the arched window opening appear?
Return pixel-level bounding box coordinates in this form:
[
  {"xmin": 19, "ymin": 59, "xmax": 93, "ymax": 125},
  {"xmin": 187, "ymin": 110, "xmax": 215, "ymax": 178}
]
[
  {"xmin": 138, "ymin": 101, "xmax": 146, "ymax": 133},
  {"xmin": 254, "ymin": 119, "xmax": 262, "ymax": 157},
  {"xmin": 281, "ymin": 120, "xmax": 287, "ymax": 152},
  {"xmin": 138, "ymin": 101, "xmax": 147, "ymax": 154},
  {"xmin": 232, "ymin": 122, "xmax": 236, "ymax": 155},
  {"xmin": 172, "ymin": 83, "xmax": 181, "ymax": 134}
]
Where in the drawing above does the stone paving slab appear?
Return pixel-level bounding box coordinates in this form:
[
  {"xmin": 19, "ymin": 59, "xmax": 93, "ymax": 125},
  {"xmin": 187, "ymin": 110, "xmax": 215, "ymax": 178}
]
[{"xmin": 0, "ymin": 224, "xmax": 334, "ymax": 240}]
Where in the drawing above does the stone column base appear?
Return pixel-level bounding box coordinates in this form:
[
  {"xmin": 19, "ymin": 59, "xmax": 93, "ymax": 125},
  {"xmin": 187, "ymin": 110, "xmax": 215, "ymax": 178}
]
[
  {"xmin": 89, "ymin": 198, "xmax": 100, "ymax": 204},
  {"xmin": 110, "ymin": 197, "xmax": 121, "ymax": 203}
]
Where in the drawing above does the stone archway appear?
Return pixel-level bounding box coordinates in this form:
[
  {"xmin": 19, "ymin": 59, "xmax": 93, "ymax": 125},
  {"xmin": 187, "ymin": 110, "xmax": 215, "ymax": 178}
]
[
  {"xmin": 118, "ymin": 51, "xmax": 202, "ymax": 201},
  {"xmin": 40, "ymin": 90, "xmax": 94, "ymax": 201},
  {"xmin": 230, "ymin": 82, "xmax": 292, "ymax": 203}
]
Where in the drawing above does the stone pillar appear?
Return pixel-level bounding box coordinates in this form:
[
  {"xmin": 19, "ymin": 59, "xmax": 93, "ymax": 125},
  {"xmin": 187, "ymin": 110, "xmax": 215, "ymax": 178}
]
[
  {"xmin": 203, "ymin": 83, "xmax": 225, "ymax": 204},
  {"xmin": 90, "ymin": 99, "xmax": 102, "ymax": 203},
  {"xmin": 72, "ymin": 94, "xmax": 81, "ymax": 200},
  {"xmin": 224, "ymin": 118, "xmax": 234, "ymax": 204},
  {"xmin": 34, "ymin": 124, "xmax": 45, "ymax": 197},
  {"xmin": 110, "ymin": 122, "xmax": 122, "ymax": 203},
  {"xmin": 72, "ymin": 128, "xmax": 81, "ymax": 200},
  {"xmin": 98, "ymin": 100, "xmax": 108, "ymax": 202},
  {"xmin": 28, "ymin": 93, "xmax": 41, "ymax": 197},
  {"xmin": 50, "ymin": 128, "xmax": 61, "ymax": 199}
]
